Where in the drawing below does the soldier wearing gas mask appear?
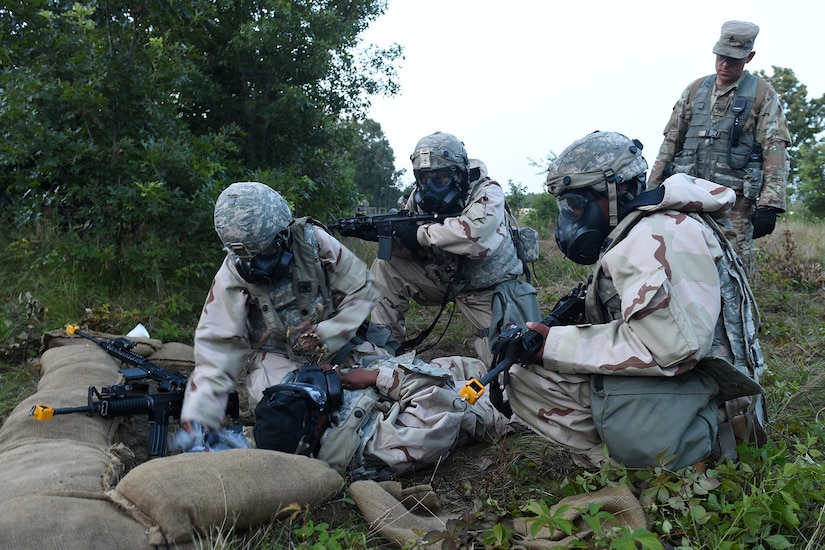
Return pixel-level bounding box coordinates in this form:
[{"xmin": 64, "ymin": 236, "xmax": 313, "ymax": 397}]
[
  {"xmin": 180, "ymin": 182, "xmax": 392, "ymax": 434},
  {"xmin": 506, "ymin": 131, "xmax": 765, "ymax": 470},
  {"xmin": 370, "ymin": 132, "xmax": 540, "ymax": 369}
]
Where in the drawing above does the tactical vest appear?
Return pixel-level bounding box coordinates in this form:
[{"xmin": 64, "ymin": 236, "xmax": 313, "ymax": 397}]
[
  {"xmin": 243, "ymin": 218, "xmax": 333, "ymax": 353},
  {"xmin": 673, "ymin": 73, "xmax": 765, "ymax": 200},
  {"xmin": 418, "ymin": 178, "xmax": 523, "ymax": 291}
]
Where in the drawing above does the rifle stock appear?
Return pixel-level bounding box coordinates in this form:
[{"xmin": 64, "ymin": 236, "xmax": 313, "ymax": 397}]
[{"xmin": 327, "ymin": 210, "xmax": 458, "ymax": 260}]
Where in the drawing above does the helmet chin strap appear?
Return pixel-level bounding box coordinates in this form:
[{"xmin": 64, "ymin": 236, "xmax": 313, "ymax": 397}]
[{"xmin": 603, "ymin": 170, "xmax": 620, "ymax": 227}]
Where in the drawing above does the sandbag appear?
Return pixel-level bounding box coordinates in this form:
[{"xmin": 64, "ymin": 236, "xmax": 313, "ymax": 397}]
[
  {"xmin": 0, "ymin": 389, "xmax": 121, "ymax": 453},
  {"xmin": 0, "ymin": 494, "xmax": 151, "ymax": 550},
  {"xmin": 39, "ymin": 344, "xmax": 120, "ymax": 379},
  {"xmin": 147, "ymin": 341, "xmax": 196, "ymax": 372},
  {"xmin": 40, "ymin": 328, "xmax": 163, "ymax": 356},
  {"xmin": 106, "ymin": 448, "xmax": 343, "ymax": 546},
  {"xmin": 37, "ymin": 347, "xmax": 122, "ymax": 392},
  {"xmin": 0, "ymin": 440, "xmax": 127, "ymax": 498}
]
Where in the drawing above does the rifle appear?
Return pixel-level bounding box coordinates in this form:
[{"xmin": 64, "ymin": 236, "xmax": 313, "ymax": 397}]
[
  {"xmin": 460, "ymin": 282, "xmax": 588, "ymax": 406},
  {"xmin": 29, "ymin": 325, "xmax": 240, "ymax": 456},
  {"xmin": 327, "ymin": 209, "xmax": 458, "ymax": 260}
]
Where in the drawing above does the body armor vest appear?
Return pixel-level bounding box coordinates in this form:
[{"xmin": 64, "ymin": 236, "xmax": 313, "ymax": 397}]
[
  {"xmin": 673, "ymin": 73, "xmax": 763, "ymax": 199},
  {"xmin": 243, "ymin": 219, "xmax": 333, "ymax": 353},
  {"xmin": 418, "ymin": 179, "xmax": 522, "ymax": 291}
]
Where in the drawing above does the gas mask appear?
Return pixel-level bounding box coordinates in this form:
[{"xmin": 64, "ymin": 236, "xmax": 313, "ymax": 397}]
[
  {"xmin": 554, "ymin": 189, "xmax": 610, "ymax": 265},
  {"xmin": 233, "ymin": 232, "xmax": 293, "ymax": 284},
  {"xmin": 412, "ymin": 168, "xmax": 465, "ymax": 214}
]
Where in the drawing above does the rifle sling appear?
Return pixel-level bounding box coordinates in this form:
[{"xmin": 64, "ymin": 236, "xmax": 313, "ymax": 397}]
[{"xmin": 395, "ymin": 258, "xmax": 464, "ymax": 355}]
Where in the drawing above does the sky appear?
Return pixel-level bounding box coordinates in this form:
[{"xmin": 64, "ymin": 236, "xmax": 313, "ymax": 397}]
[{"xmin": 360, "ymin": 0, "xmax": 825, "ymax": 194}]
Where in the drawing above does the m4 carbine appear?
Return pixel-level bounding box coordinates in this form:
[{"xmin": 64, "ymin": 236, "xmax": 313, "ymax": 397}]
[
  {"xmin": 460, "ymin": 283, "xmax": 588, "ymax": 409},
  {"xmin": 327, "ymin": 209, "xmax": 458, "ymax": 260},
  {"xmin": 30, "ymin": 325, "xmax": 239, "ymax": 456}
]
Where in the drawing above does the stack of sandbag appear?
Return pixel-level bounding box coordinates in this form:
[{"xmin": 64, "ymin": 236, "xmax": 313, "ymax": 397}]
[{"xmin": 0, "ymin": 331, "xmax": 344, "ymax": 549}]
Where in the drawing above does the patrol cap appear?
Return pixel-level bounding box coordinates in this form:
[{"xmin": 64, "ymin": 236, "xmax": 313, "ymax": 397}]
[{"xmin": 712, "ymin": 21, "xmax": 759, "ymax": 59}]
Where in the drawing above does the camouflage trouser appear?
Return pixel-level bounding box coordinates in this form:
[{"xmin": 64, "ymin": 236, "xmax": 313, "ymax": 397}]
[
  {"xmin": 507, "ymin": 363, "xmax": 606, "ymax": 469},
  {"xmin": 370, "ymin": 257, "xmax": 495, "ymax": 368},
  {"xmin": 724, "ymin": 194, "xmax": 757, "ymax": 277}
]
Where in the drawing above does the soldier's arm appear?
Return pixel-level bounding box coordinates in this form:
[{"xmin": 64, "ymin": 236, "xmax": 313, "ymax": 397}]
[
  {"xmin": 648, "ymin": 85, "xmax": 693, "ymax": 187},
  {"xmin": 755, "ymin": 88, "xmax": 792, "ymax": 212}
]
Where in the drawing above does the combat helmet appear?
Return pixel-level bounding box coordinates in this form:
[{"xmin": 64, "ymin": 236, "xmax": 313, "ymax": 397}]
[
  {"xmin": 546, "ymin": 131, "xmax": 648, "ymax": 226},
  {"xmin": 214, "ymin": 182, "xmax": 292, "ymax": 258},
  {"xmin": 410, "ymin": 132, "xmax": 470, "ymax": 213},
  {"xmin": 410, "ymin": 132, "xmax": 470, "ymax": 173}
]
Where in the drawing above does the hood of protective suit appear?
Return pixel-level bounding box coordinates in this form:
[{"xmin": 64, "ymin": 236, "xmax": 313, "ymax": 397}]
[{"xmin": 639, "ymin": 174, "xmax": 736, "ymax": 219}]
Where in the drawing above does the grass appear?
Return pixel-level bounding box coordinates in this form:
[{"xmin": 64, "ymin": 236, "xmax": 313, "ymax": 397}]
[{"xmin": 1, "ymin": 217, "xmax": 824, "ymax": 548}]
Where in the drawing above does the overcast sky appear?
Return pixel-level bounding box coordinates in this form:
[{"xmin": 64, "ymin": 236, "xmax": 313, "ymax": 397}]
[{"xmin": 360, "ymin": 0, "xmax": 825, "ymax": 194}]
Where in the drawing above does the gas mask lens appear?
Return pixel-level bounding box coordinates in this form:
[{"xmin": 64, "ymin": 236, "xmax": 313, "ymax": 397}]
[
  {"xmin": 558, "ymin": 193, "xmax": 589, "ymax": 221},
  {"xmin": 414, "ymin": 168, "xmax": 454, "ymax": 187}
]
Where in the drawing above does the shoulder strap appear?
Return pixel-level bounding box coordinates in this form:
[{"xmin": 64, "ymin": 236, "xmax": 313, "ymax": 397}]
[
  {"xmin": 688, "ymin": 75, "xmax": 715, "ymax": 104},
  {"xmin": 503, "ymin": 201, "xmax": 534, "ymax": 284}
]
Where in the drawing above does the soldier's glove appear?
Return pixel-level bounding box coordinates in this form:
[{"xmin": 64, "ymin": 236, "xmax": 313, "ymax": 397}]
[
  {"xmin": 752, "ymin": 207, "xmax": 778, "ymax": 239},
  {"xmin": 397, "ymin": 225, "xmax": 423, "ymax": 250}
]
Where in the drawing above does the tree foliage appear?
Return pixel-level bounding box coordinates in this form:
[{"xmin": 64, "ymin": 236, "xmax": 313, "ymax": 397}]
[
  {"xmin": 0, "ymin": 0, "xmax": 401, "ymax": 294},
  {"xmin": 343, "ymin": 118, "xmax": 405, "ymax": 213},
  {"xmin": 758, "ymin": 67, "xmax": 825, "ymax": 216}
]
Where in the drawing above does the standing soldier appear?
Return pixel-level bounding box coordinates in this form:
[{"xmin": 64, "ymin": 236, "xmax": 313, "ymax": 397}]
[{"xmin": 647, "ymin": 20, "xmax": 791, "ymax": 275}]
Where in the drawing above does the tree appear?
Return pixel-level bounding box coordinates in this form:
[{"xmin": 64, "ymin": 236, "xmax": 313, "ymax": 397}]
[
  {"xmin": 505, "ymin": 181, "xmax": 528, "ymax": 213},
  {"xmin": 344, "ymin": 119, "xmax": 404, "ymax": 213},
  {"xmin": 758, "ymin": 67, "xmax": 825, "ymax": 216},
  {"xmin": 0, "ymin": 1, "xmax": 401, "ymax": 289}
]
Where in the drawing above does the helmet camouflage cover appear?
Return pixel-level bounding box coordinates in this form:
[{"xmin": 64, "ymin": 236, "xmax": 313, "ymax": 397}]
[
  {"xmin": 410, "ymin": 132, "xmax": 470, "ymax": 173},
  {"xmin": 546, "ymin": 131, "xmax": 648, "ymax": 196},
  {"xmin": 213, "ymin": 181, "xmax": 292, "ymax": 258}
]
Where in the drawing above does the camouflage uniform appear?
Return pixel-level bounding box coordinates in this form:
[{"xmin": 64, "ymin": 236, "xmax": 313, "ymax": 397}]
[
  {"xmin": 181, "ymin": 223, "xmax": 383, "ymax": 431},
  {"xmin": 648, "ymin": 23, "xmax": 791, "ymax": 275},
  {"xmin": 370, "ymin": 160, "xmax": 537, "ymax": 368},
  {"xmin": 318, "ymin": 354, "xmax": 512, "ymax": 477},
  {"xmin": 508, "ymin": 174, "xmax": 759, "ymax": 468}
]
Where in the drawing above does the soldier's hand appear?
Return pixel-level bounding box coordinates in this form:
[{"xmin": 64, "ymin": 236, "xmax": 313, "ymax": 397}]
[
  {"xmin": 339, "ymin": 368, "xmax": 379, "ymax": 390},
  {"xmin": 289, "ymin": 321, "xmax": 322, "ymax": 353},
  {"xmin": 752, "ymin": 207, "xmax": 778, "ymax": 239},
  {"xmin": 397, "ymin": 225, "xmax": 423, "ymax": 250},
  {"xmin": 525, "ymin": 321, "xmax": 550, "ymax": 365}
]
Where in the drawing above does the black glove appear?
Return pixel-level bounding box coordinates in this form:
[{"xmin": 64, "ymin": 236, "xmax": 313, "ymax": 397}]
[
  {"xmin": 752, "ymin": 207, "xmax": 778, "ymax": 239},
  {"xmin": 397, "ymin": 225, "xmax": 422, "ymax": 250}
]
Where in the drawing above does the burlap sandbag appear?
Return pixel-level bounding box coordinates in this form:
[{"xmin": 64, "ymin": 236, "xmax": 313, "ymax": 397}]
[
  {"xmin": 147, "ymin": 341, "xmax": 195, "ymax": 372},
  {"xmin": 0, "ymin": 389, "xmax": 121, "ymax": 453},
  {"xmin": 40, "ymin": 328, "xmax": 163, "ymax": 356},
  {"xmin": 0, "ymin": 494, "xmax": 152, "ymax": 550},
  {"xmin": 0, "ymin": 440, "xmax": 127, "ymax": 499},
  {"xmin": 349, "ymin": 479, "xmax": 450, "ymax": 549},
  {"xmin": 512, "ymin": 485, "xmax": 648, "ymax": 548},
  {"xmin": 37, "ymin": 345, "xmax": 122, "ymax": 392},
  {"xmin": 105, "ymin": 448, "xmax": 344, "ymax": 546}
]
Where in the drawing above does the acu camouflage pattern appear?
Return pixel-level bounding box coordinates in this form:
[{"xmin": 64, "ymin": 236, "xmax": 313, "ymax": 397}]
[
  {"xmin": 507, "ymin": 174, "xmax": 763, "ymax": 467},
  {"xmin": 213, "ymin": 182, "xmax": 293, "ymax": 258},
  {"xmin": 648, "ymin": 70, "xmax": 791, "ymax": 276},
  {"xmin": 409, "ymin": 131, "xmax": 470, "ymax": 173},
  {"xmin": 712, "ymin": 21, "xmax": 759, "ymax": 59},
  {"xmin": 317, "ymin": 354, "xmax": 512, "ymax": 477},
  {"xmin": 546, "ymin": 131, "xmax": 648, "ymax": 196},
  {"xmin": 181, "ymin": 224, "xmax": 380, "ymax": 431}
]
